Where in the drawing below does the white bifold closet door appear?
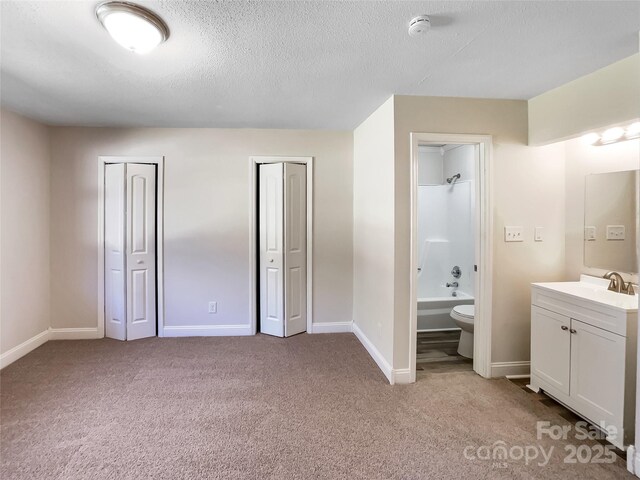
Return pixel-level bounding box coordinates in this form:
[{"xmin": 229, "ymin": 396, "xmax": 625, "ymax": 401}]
[
  {"xmin": 259, "ymin": 162, "xmax": 307, "ymax": 337},
  {"xmin": 104, "ymin": 163, "xmax": 157, "ymax": 341}
]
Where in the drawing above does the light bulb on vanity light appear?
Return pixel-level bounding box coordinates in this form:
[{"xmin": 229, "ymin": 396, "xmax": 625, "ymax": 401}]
[
  {"xmin": 581, "ymin": 133, "xmax": 600, "ymax": 145},
  {"xmin": 600, "ymin": 127, "xmax": 625, "ymax": 144},
  {"xmin": 626, "ymin": 122, "xmax": 640, "ymax": 140}
]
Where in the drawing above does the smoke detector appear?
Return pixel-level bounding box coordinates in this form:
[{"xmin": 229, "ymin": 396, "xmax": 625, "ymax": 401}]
[{"xmin": 408, "ymin": 15, "xmax": 431, "ymax": 37}]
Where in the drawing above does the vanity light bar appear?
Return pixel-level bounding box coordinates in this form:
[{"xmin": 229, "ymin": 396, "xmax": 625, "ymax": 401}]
[{"xmin": 582, "ymin": 122, "xmax": 640, "ymax": 146}]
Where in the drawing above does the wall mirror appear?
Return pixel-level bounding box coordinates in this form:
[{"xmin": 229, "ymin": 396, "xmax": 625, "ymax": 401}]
[{"xmin": 584, "ymin": 169, "xmax": 639, "ymax": 273}]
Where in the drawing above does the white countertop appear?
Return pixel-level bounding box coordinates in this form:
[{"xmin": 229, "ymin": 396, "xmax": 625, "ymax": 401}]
[{"xmin": 533, "ymin": 275, "xmax": 639, "ymax": 312}]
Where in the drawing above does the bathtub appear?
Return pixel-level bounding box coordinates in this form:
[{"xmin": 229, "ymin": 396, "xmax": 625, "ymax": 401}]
[{"xmin": 417, "ymin": 288, "xmax": 474, "ymax": 331}]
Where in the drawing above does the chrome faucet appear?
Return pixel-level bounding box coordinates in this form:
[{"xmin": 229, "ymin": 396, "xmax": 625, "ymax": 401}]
[{"xmin": 603, "ymin": 272, "xmax": 635, "ymax": 295}]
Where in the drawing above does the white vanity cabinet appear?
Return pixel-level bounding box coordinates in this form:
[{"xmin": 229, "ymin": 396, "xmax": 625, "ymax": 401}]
[{"xmin": 530, "ymin": 277, "xmax": 638, "ymax": 449}]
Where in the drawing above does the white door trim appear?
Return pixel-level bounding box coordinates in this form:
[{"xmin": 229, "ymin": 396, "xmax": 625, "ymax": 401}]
[
  {"xmin": 98, "ymin": 156, "xmax": 165, "ymax": 338},
  {"xmin": 409, "ymin": 133, "xmax": 494, "ymax": 381},
  {"xmin": 250, "ymin": 156, "xmax": 313, "ymax": 335}
]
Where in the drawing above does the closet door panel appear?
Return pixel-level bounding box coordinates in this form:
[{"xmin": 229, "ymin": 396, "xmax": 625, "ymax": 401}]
[
  {"xmin": 126, "ymin": 163, "xmax": 157, "ymax": 341},
  {"xmin": 284, "ymin": 163, "xmax": 306, "ymax": 337},
  {"xmin": 259, "ymin": 163, "xmax": 285, "ymax": 337},
  {"xmin": 104, "ymin": 163, "xmax": 127, "ymax": 341}
]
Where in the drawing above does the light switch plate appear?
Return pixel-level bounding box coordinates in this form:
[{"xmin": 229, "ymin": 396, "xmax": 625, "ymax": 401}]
[
  {"xmin": 606, "ymin": 225, "xmax": 625, "ymax": 240},
  {"xmin": 504, "ymin": 226, "xmax": 524, "ymax": 242},
  {"xmin": 208, "ymin": 301, "xmax": 217, "ymax": 314},
  {"xmin": 584, "ymin": 226, "xmax": 596, "ymax": 241},
  {"xmin": 534, "ymin": 227, "xmax": 544, "ymax": 242}
]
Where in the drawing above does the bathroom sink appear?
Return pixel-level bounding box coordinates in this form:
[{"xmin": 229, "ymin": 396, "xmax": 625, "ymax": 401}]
[{"xmin": 533, "ymin": 275, "xmax": 639, "ymax": 312}]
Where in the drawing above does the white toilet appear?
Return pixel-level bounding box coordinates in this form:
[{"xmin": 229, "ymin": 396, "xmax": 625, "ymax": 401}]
[{"xmin": 450, "ymin": 305, "xmax": 475, "ymax": 358}]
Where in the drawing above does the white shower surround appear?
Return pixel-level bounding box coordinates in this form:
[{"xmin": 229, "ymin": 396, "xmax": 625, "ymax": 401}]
[{"xmin": 417, "ymin": 182, "xmax": 475, "ymax": 296}]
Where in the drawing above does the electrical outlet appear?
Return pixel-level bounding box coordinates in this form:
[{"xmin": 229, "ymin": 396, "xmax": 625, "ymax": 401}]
[
  {"xmin": 208, "ymin": 301, "xmax": 217, "ymax": 314},
  {"xmin": 606, "ymin": 225, "xmax": 625, "ymax": 241},
  {"xmin": 504, "ymin": 226, "xmax": 524, "ymax": 242}
]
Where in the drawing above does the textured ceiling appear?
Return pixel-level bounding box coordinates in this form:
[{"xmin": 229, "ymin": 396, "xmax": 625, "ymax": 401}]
[{"xmin": 1, "ymin": 1, "xmax": 639, "ymax": 129}]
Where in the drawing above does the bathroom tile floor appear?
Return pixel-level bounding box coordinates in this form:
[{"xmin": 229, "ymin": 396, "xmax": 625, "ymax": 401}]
[{"xmin": 416, "ymin": 330, "xmax": 472, "ymax": 376}]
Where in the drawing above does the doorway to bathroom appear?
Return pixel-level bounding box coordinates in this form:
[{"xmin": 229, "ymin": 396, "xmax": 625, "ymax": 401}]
[
  {"xmin": 416, "ymin": 143, "xmax": 476, "ymax": 374},
  {"xmin": 409, "ymin": 134, "xmax": 493, "ymax": 381}
]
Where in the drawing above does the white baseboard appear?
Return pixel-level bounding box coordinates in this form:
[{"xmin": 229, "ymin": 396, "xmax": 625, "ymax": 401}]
[
  {"xmin": 310, "ymin": 322, "xmax": 353, "ymax": 334},
  {"xmin": 352, "ymin": 322, "xmax": 393, "ymax": 384},
  {"xmin": 0, "ymin": 329, "xmax": 50, "ymax": 369},
  {"xmin": 417, "ymin": 327, "xmax": 461, "ymax": 333},
  {"xmin": 162, "ymin": 324, "xmax": 253, "ymax": 337},
  {"xmin": 49, "ymin": 327, "xmax": 101, "ymax": 340},
  {"xmin": 392, "ymin": 368, "xmax": 412, "ymax": 384},
  {"xmin": 627, "ymin": 444, "xmax": 640, "ymax": 477},
  {"xmin": 627, "ymin": 444, "xmax": 636, "ymax": 475},
  {"xmin": 491, "ymin": 361, "xmax": 530, "ymax": 378}
]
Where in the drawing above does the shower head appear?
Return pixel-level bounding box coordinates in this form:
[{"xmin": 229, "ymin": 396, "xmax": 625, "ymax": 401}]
[{"xmin": 446, "ymin": 173, "xmax": 461, "ymax": 184}]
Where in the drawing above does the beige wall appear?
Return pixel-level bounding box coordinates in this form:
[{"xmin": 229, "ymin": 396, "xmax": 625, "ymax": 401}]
[
  {"xmin": 49, "ymin": 127, "xmax": 353, "ymax": 331},
  {"xmin": 352, "ymin": 97, "xmax": 396, "ymax": 368},
  {"xmin": 528, "ymin": 54, "xmax": 640, "ymax": 145},
  {"xmin": 564, "ymin": 137, "xmax": 640, "ymax": 283},
  {"xmin": 1, "ymin": 109, "xmax": 51, "ymax": 355},
  {"xmin": 393, "ymin": 96, "xmax": 567, "ymax": 368},
  {"xmin": 488, "ymin": 142, "xmax": 566, "ymax": 363}
]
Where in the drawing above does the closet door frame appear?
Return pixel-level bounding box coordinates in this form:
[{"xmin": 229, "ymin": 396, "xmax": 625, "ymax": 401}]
[
  {"xmin": 98, "ymin": 156, "xmax": 165, "ymax": 338},
  {"xmin": 250, "ymin": 156, "xmax": 313, "ymax": 335}
]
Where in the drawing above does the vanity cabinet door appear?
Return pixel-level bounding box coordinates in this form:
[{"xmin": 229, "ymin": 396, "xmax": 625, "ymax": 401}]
[
  {"xmin": 531, "ymin": 306, "xmax": 571, "ymax": 395},
  {"xmin": 569, "ymin": 319, "xmax": 625, "ymax": 431}
]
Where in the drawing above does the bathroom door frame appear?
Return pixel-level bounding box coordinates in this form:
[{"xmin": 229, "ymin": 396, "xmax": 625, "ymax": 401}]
[
  {"xmin": 97, "ymin": 156, "xmax": 165, "ymax": 338},
  {"xmin": 409, "ymin": 133, "xmax": 494, "ymax": 380},
  {"xmin": 249, "ymin": 156, "xmax": 314, "ymax": 335}
]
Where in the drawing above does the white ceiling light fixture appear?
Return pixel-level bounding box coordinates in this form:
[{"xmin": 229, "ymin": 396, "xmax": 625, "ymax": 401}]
[
  {"xmin": 96, "ymin": 1, "xmax": 169, "ymax": 54},
  {"xmin": 408, "ymin": 15, "xmax": 431, "ymax": 37}
]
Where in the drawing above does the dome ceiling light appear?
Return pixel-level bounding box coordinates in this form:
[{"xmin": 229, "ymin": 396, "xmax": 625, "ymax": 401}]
[{"xmin": 96, "ymin": 1, "xmax": 169, "ymax": 54}]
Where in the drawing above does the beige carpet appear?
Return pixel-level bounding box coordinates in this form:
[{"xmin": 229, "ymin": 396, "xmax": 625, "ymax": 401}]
[{"xmin": 0, "ymin": 333, "xmax": 632, "ymax": 479}]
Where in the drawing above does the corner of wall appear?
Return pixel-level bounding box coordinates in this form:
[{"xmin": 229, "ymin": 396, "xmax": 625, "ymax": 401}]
[
  {"xmin": 351, "ymin": 95, "xmax": 397, "ymax": 381},
  {"xmin": 0, "ymin": 109, "xmax": 53, "ymax": 365}
]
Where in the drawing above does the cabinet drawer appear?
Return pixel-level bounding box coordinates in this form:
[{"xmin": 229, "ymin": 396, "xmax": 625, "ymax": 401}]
[{"xmin": 532, "ymin": 287, "xmax": 626, "ymax": 336}]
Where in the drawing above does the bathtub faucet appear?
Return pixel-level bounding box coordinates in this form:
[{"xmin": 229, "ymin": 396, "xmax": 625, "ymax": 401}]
[{"xmin": 446, "ymin": 282, "xmax": 458, "ymax": 288}]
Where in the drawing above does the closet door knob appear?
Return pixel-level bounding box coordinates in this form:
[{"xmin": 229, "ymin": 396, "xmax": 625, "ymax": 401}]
[
  {"xmin": 570, "ymin": 329, "xmax": 577, "ymax": 334},
  {"xmin": 561, "ymin": 326, "xmax": 568, "ymax": 331}
]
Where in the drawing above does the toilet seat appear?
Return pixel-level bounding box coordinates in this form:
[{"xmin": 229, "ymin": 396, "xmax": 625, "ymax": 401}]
[
  {"xmin": 451, "ymin": 305, "xmax": 474, "ymax": 320},
  {"xmin": 450, "ymin": 304, "xmax": 475, "ymax": 359}
]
